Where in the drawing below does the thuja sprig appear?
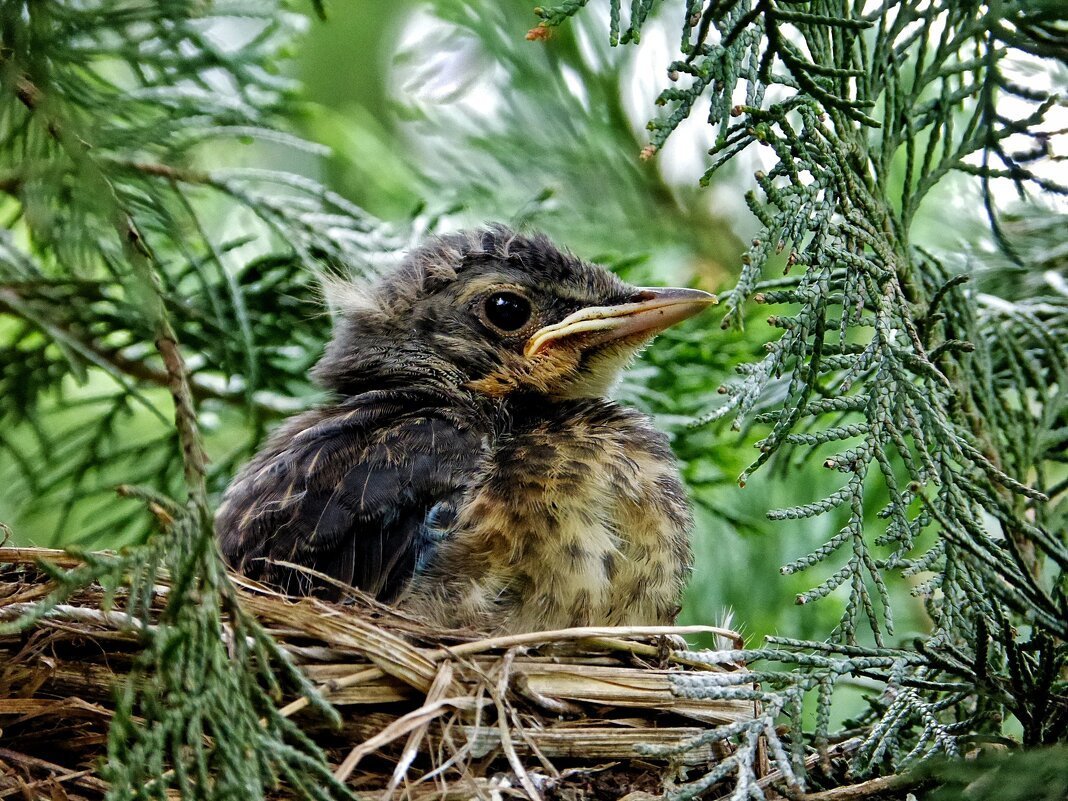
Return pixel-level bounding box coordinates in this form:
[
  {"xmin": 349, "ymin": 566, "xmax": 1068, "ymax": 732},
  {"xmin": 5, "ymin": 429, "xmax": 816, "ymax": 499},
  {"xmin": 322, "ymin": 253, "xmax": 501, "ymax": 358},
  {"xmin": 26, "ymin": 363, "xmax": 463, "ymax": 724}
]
[{"xmin": 542, "ymin": 0, "xmax": 1066, "ymax": 793}]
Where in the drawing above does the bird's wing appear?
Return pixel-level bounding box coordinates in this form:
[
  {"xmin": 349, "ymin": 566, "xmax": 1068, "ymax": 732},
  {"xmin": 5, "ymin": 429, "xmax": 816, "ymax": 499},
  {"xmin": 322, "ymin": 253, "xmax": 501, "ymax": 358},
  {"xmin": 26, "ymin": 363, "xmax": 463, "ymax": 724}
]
[{"xmin": 214, "ymin": 393, "xmax": 485, "ymax": 600}]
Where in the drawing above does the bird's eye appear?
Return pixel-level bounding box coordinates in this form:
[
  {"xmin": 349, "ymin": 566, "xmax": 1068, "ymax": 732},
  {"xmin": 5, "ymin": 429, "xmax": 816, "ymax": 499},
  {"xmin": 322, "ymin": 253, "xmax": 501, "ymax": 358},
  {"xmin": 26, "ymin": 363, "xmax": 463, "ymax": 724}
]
[{"xmin": 483, "ymin": 292, "xmax": 532, "ymax": 331}]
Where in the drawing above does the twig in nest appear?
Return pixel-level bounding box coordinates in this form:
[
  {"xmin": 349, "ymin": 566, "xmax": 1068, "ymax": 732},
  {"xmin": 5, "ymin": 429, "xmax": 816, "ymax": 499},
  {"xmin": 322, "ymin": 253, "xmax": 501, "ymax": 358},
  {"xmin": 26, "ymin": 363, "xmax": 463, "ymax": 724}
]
[
  {"xmin": 513, "ymin": 672, "xmax": 583, "ymax": 718},
  {"xmin": 267, "ymin": 559, "xmax": 458, "ymax": 631},
  {"xmin": 0, "ymin": 768, "xmax": 95, "ymax": 800},
  {"xmin": 791, "ymin": 773, "xmax": 919, "ymax": 801},
  {"xmin": 494, "ymin": 649, "xmax": 543, "ymax": 801},
  {"xmin": 413, "ymin": 684, "xmax": 488, "ymax": 790},
  {"xmin": 276, "ymin": 667, "xmax": 382, "ymax": 719},
  {"xmin": 507, "ymin": 699, "xmax": 559, "ymax": 779},
  {"xmin": 0, "ymin": 747, "xmax": 110, "ymax": 796},
  {"xmin": 385, "ymin": 661, "xmax": 455, "ymax": 796},
  {"xmin": 0, "ymin": 603, "xmax": 148, "ymax": 633},
  {"xmin": 333, "ymin": 696, "xmax": 484, "ymax": 782},
  {"xmin": 0, "ymin": 547, "xmax": 95, "ymax": 569},
  {"xmin": 456, "ymin": 625, "xmax": 740, "ymax": 655}
]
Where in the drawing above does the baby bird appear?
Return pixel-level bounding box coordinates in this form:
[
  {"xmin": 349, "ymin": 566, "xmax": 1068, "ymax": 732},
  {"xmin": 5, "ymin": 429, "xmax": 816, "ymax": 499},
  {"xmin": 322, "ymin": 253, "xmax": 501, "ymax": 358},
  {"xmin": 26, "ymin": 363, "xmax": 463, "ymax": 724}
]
[{"xmin": 215, "ymin": 227, "xmax": 715, "ymax": 633}]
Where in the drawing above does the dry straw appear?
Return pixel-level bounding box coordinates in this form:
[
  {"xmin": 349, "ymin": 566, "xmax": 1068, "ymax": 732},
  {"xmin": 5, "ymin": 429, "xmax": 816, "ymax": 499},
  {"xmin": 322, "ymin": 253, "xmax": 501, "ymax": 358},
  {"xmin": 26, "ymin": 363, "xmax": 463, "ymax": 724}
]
[{"xmin": 0, "ymin": 547, "xmax": 763, "ymax": 800}]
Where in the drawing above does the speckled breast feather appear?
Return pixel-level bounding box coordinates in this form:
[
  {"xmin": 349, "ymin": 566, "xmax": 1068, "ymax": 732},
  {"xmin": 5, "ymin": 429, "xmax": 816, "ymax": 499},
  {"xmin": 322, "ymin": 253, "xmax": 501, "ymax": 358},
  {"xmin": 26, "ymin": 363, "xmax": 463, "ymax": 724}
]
[{"xmin": 399, "ymin": 398, "xmax": 693, "ymax": 633}]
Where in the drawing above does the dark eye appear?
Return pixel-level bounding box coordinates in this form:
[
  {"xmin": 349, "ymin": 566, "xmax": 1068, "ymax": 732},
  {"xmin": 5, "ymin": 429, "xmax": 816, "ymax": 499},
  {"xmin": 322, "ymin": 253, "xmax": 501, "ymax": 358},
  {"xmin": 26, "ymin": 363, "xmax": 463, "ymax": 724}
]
[{"xmin": 483, "ymin": 292, "xmax": 532, "ymax": 331}]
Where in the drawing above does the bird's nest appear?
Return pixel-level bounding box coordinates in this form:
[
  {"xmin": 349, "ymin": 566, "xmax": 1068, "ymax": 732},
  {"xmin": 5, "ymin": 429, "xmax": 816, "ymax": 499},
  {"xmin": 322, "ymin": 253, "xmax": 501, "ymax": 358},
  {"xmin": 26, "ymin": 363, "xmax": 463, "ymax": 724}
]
[{"xmin": 0, "ymin": 547, "xmax": 764, "ymax": 800}]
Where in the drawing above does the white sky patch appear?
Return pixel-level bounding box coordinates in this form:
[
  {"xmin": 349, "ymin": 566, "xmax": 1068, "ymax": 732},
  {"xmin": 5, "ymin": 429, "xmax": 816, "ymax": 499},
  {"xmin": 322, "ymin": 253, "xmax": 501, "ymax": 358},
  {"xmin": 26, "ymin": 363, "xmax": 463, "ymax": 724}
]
[
  {"xmin": 620, "ymin": 16, "xmax": 673, "ymax": 134},
  {"xmin": 560, "ymin": 64, "xmax": 590, "ymax": 112},
  {"xmin": 616, "ymin": 15, "xmax": 766, "ymax": 225},
  {"xmin": 572, "ymin": 0, "xmax": 614, "ymax": 74},
  {"xmin": 979, "ymin": 58, "xmax": 1068, "ymax": 213},
  {"xmin": 393, "ymin": 7, "xmax": 503, "ymax": 114}
]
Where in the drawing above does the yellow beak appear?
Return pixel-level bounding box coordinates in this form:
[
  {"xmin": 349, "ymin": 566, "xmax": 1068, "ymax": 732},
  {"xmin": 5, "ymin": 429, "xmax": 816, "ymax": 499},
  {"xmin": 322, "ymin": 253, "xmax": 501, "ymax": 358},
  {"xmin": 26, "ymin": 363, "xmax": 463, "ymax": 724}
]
[{"xmin": 524, "ymin": 287, "xmax": 717, "ymax": 357}]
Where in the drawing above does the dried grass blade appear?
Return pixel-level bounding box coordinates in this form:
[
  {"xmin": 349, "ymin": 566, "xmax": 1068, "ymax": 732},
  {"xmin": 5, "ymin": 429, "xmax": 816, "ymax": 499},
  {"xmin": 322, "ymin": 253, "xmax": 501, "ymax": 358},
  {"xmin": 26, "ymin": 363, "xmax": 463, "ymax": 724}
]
[
  {"xmin": 385, "ymin": 661, "xmax": 455, "ymax": 797},
  {"xmin": 332, "ymin": 696, "xmax": 481, "ymax": 782}
]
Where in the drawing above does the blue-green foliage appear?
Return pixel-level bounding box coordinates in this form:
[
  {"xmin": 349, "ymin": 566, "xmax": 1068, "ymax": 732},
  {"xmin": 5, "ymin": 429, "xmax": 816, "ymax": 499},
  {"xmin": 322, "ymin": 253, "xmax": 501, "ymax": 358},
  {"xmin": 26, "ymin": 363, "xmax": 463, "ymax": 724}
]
[
  {"xmin": 0, "ymin": 0, "xmax": 400, "ymax": 548},
  {"xmin": 532, "ymin": 0, "xmax": 1065, "ymax": 795},
  {"xmin": 0, "ymin": 3, "xmax": 374, "ymax": 798}
]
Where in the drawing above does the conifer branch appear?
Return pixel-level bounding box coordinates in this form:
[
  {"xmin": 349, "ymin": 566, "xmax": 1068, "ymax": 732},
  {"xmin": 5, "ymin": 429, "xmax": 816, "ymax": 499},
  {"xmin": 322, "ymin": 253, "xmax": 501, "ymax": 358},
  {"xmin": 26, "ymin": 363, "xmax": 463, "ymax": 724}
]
[
  {"xmin": 0, "ymin": 2, "xmax": 387, "ymax": 797},
  {"xmin": 541, "ymin": 0, "xmax": 1067, "ymax": 794}
]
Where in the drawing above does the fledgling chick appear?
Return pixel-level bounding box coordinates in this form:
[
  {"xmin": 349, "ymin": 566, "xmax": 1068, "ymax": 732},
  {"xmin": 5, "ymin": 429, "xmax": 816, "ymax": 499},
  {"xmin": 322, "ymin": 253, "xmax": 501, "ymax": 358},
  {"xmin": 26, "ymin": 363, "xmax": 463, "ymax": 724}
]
[{"xmin": 215, "ymin": 226, "xmax": 715, "ymax": 633}]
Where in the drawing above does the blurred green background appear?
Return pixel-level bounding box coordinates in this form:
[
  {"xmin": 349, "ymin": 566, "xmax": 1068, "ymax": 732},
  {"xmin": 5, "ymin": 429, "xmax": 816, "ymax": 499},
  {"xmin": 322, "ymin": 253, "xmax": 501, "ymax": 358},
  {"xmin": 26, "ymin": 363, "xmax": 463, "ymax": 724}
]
[{"xmin": 3, "ymin": 0, "xmax": 980, "ymax": 662}]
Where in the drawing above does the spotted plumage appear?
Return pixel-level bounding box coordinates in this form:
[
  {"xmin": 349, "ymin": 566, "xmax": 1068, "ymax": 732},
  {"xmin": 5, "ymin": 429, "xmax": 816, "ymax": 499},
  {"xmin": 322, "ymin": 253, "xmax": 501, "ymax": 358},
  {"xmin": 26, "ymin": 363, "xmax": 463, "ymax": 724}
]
[{"xmin": 215, "ymin": 226, "xmax": 715, "ymax": 633}]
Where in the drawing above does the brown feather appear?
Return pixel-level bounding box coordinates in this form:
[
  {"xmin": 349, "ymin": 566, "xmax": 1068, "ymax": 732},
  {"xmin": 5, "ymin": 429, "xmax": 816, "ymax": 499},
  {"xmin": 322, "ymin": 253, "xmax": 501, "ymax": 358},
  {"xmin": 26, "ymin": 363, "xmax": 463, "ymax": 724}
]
[{"xmin": 215, "ymin": 226, "xmax": 700, "ymax": 632}]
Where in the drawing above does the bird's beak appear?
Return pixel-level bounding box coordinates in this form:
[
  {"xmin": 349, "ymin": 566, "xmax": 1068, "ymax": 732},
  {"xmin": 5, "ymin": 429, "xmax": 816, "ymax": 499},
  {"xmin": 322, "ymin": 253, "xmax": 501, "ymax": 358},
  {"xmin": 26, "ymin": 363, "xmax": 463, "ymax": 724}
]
[{"xmin": 524, "ymin": 287, "xmax": 717, "ymax": 357}]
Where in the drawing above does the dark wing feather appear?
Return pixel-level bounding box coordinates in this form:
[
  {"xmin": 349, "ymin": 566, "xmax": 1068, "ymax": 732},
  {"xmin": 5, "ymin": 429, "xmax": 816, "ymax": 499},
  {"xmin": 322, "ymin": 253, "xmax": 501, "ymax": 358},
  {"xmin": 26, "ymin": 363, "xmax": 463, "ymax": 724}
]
[{"xmin": 214, "ymin": 392, "xmax": 485, "ymax": 600}]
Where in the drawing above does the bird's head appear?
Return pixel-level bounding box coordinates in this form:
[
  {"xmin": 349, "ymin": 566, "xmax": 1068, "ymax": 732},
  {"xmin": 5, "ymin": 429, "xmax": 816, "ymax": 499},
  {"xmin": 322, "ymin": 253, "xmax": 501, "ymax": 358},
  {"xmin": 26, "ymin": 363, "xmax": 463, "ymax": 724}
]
[{"xmin": 315, "ymin": 226, "xmax": 716, "ymax": 401}]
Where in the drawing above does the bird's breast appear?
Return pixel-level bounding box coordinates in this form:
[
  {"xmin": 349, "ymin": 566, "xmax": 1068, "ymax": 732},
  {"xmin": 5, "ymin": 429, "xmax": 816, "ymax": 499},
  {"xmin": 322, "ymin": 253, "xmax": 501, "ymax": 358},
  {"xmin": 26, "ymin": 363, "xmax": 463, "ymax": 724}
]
[{"xmin": 399, "ymin": 399, "xmax": 693, "ymax": 633}]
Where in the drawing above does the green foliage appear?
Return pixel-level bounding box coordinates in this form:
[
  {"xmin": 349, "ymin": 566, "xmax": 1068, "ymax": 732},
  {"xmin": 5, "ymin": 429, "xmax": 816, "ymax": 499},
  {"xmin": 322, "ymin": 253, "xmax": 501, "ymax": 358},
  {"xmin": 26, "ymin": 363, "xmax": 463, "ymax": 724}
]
[
  {"xmin": 1, "ymin": 0, "xmax": 1065, "ymax": 799},
  {"xmin": 386, "ymin": 0, "xmax": 742, "ymax": 259},
  {"xmin": 0, "ymin": 1, "xmax": 376, "ymax": 798},
  {"xmin": 0, "ymin": 0, "xmax": 398, "ymax": 546},
  {"xmin": 0, "ymin": 523, "xmax": 350, "ymax": 801},
  {"xmin": 921, "ymin": 745, "xmax": 1068, "ymax": 801},
  {"xmin": 537, "ymin": 0, "xmax": 1066, "ymax": 796}
]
